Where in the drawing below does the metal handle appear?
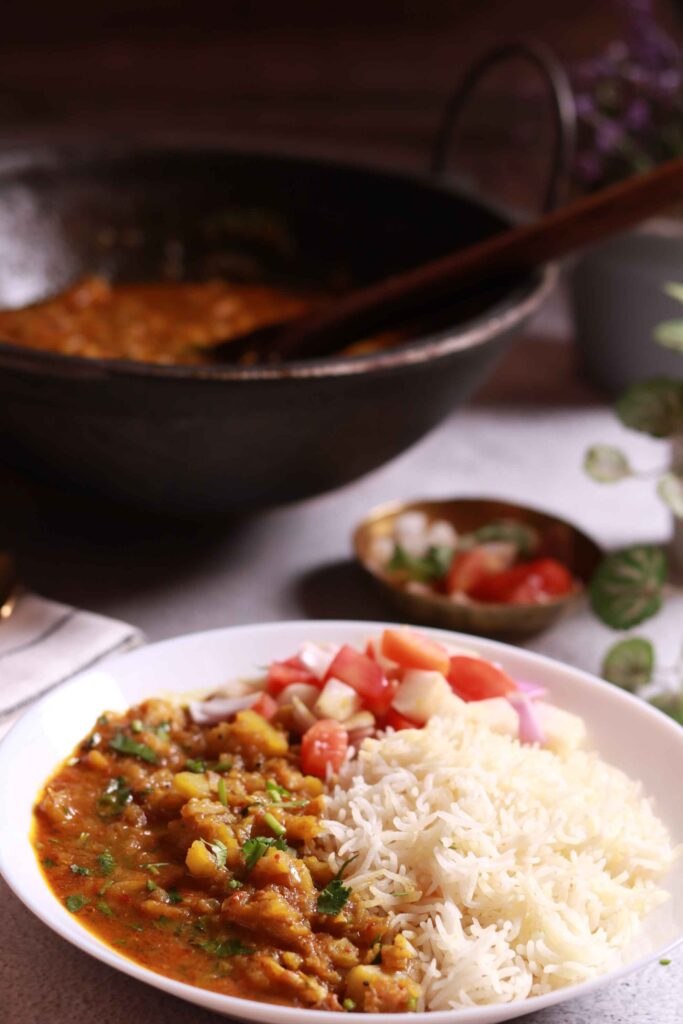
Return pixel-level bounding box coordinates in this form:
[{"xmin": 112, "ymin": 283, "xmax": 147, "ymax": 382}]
[{"xmin": 431, "ymin": 38, "xmax": 576, "ymax": 212}]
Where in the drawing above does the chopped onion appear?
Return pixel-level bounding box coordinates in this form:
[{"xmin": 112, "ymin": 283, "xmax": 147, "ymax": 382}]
[
  {"xmin": 291, "ymin": 696, "xmax": 317, "ymax": 733},
  {"xmin": 297, "ymin": 642, "xmax": 339, "ymax": 680},
  {"xmin": 188, "ymin": 693, "xmax": 258, "ymax": 725},
  {"xmin": 508, "ymin": 694, "xmax": 546, "ymax": 746},
  {"xmin": 514, "ymin": 679, "xmax": 548, "ymax": 700}
]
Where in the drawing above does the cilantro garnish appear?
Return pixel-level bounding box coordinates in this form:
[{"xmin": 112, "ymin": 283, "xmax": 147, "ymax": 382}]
[
  {"xmin": 143, "ymin": 861, "xmax": 170, "ymax": 875},
  {"xmin": 109, "ymin": 732, "xmax": 158, "ymax": 764},
  {"xmin": 65, "ymin": 894, "xmax": 89, "ymax": 914},
  {"xmin": 97, "ymin": 776, "xmax": 132, "ymax": 818},
  {"xmin": 201, "ymin": 838, "xmax": 228, "ymax": 869},
  {"xmin": 198, "ymin": 938, "xmax": 253, "ymax": 957},
  {"xmin": 265, "ymin": 779, "xmax": 290, "ymax": 802},
  {"xmin": 97, "ymin": 850, "xmax": 116, "ymax": 876},
  {"xmin": 70, "ymin": 864, "xmax": 91, "ymax": 876},
  {"xmin": 185, "ymin": 758, "xmax": 206, "ymax": 773},
  {"xmin": 96, "ymin": 901, "xmax": 114, "ymax": 916},
  {"xmin": 242, "ymin": 835, "xmax": 288, "ymax": 870},
  {"xmin": 387, "ymin": 543, "xmax": 453, "ymax": 583},
  {"xmin": 42, "ymin": 858, "xmax": 57, "ymax": 869},
  {"xmin": 146, "ymin": 879, "xmax": 158, "ymax": 891},
  {"xmin": 316, "ymin": 855, "xmax": 358, "ymax": 915},
  {"xmin": 166, "ymin": 888, "xmax": 183, "ymax": 905}
]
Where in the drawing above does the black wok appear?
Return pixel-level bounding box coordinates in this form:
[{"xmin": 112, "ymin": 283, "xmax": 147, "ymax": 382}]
[{"xmin": 0, "ymin": 144, "xmax": 553, "ymax": 516}]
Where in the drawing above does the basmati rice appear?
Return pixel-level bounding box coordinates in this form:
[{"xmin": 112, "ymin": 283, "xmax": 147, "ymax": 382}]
[{"xmin": 324, "ymin": 714, "xmax": 676, "ymax": 1010}]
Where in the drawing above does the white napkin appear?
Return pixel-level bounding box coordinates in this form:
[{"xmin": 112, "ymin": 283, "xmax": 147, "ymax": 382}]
[{"xmin": 0, "ymin": 592, "xmax": 143, "ymax": 737}]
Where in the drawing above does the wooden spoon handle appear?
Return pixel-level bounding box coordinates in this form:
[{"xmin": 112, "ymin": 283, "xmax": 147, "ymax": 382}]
[{"xmin": 271, "ymin": 156, "xmax": 683, "ymax": 361}]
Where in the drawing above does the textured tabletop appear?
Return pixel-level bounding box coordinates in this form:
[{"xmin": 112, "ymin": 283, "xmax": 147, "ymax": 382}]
[{"xmin": 1, "ymin": 342, "xmax": 682, "ymax": 1023}]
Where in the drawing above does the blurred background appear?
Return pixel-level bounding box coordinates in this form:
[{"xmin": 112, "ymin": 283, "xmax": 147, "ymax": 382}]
[{"xmin": 0, "ymin": 1, "xmax": 679, "ymax": 186}]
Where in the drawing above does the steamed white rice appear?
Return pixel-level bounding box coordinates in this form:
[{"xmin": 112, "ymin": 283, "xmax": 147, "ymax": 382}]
[{"xmin": 324, "ymin": 715, "xmax": 676, "ymax": 1010}]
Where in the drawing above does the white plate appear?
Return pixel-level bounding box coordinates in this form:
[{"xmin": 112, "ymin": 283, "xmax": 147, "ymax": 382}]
[{"xmin": 0, "ymin": 620, "xmax": 681, "ymax": 1024}]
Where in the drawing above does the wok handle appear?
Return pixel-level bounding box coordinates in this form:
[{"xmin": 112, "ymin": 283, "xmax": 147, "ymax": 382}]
[{"xmin": 430, "ymin": 38, "xmax": 576, "ymax": 212}]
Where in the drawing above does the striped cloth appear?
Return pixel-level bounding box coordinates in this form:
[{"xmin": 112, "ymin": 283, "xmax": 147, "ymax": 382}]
[{"xmin": 0, "ymin": 592, "xmax": 142, "ymax": 737}]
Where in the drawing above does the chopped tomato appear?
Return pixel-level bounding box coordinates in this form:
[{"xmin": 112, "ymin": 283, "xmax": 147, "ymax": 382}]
[
  {"xmin": 448, "ymin": 655, "xmax": 517, "ymax": 701},
  {"xmin": 300, "ymin": 719, "xmax": 348, "ymax": 777},
  {"xmin": 326, "ymin": 645, "xmax": 395, "ymax": 714},
  {"xmin": 385, "ymin": 707, "xmax": 420, "ymax": 731},
  {"xmin": 381, "ymin": 629, "xmax": 450, "ymax": 676},
  {"xmin": 446, "ymin": 543, "xmax": 516, "ymax": 596},
  {"xmin": 267, "ymin": 658, "xmax": 318, "ymax": 696},
  {"xmin": 470, "ymin": 558, "xmax": 574, "ymax": 605},
  {"xmin": 250, "ymin": 692, "xmax": 278, "ymax": 720}
]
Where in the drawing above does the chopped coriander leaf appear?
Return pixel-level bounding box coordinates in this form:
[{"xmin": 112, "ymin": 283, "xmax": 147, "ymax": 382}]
[
  {"xmin": 198, "ymin": 938, "xmax": 253, "ymax": 957},
  {"xmin": 130, "ymin": 718, "xmax": 144, "ymax": 733},
  {"xmin": 126, "ymin": 922, "xmax": 144, "ymax": 932},
  {"xmin": 185, "ymin": 758, "xmax": 206, "ymax": 773},
  {"xmin": 65, "ymin": 894, "xmax": 89, "ymax": 914},
  {"xmin": 154, "ymin": 722, "xmax": 171, "ymax": 737},
  {"xmin": 70, "ymin": 864, "xmax": 92, "ymax": 876},
  {"xmin": 371, "ymin": 947, "xmax": 382, "ymax": 965},
  {"xmin": 96, "ymin": 901, "xmax": 114, "ymax": 916},
  {"xmin": 210, "ymin": 760, "xmax": 232, "ymax": 773},
  {"xmin": 97, "ymin": 714, "xmax": 109, "ymax": 726},
  {"xmin": 242, "ymin": 836, "xmax": 288, "ymax": 870},
  {"xmin": 660, "ymin": 958, "xmax": 672, "ymax": 966},
  {"xmin": 144, "ymin": 862, "xmax": 170, "ymax": 875},
  {"xmin": 97, "ymin": 850, "xmax": 116, "ymax": 876},
  {"xmin": 146, "ymin": 879, "xmax": 158, "ymax": 891},
  {"xmin": 98, "ymin": 879, "xmax": 114, "ymax": 896},
  {"xmin": 227, "ymin": 879, "xmax": 243, "ymax": 890},
  {"xmin": 109, "ymin": 732, "xmax": 158, "ymax": 764},
  {"xmin": 166, "ymin": 887, "xmax": 183, "ymax": 904},
  {"xmin": 201, "ymin": 838, "xmax": 228, "ymax": 869},
  {"xmin": 342, "ymin": 999, "xmax": 356, "ymax": 1011},
  {"xmin": 97, "ymin": 776, "xmax": 132, "ymax": 818},
  {"xmin": 217, "ymin": 777, "xmax": 228, "ymax": 807},
  {"xmin": 42, "ymin": 858, "xmax": 57, "ymax": 869},
  {"xmin": 113, "ymin": 938, "xmax": 128, "ymax": 946},
  {"xmin": 316, "ymin": 855, "xmax": 358, "ymax": 915},
  {"xmin": 387, "ymin": 543, "xmax": 453, "ymax": 583},
  {"xmin": 263, "ymin": 811, "xmax": 286, "ymax": 836},
  {"xmin": 265, "ymin": 779, "xmax": 290, "ymax": 801}
]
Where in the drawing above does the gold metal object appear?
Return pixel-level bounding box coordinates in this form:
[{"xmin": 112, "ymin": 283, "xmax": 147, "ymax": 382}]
[
  {"xmin": 0, "ymin": 552, "xmax": 18, "ymax": 622},
  {"xmin": 353, "ymin": 497, "xmax": 603, "ymax": 639}
]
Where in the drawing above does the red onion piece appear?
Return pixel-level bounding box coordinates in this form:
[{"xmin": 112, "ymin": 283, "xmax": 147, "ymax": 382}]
[
  {"xmin": 189, "ymin": 692, "xmax": 259, "ymax": 725},
  {"xmin": 514, "ymin": 679, "xmax": 548, "ymax": 700},
  {"xmin": 508, "ymin": 693, "xmax": 546, "ymax": 745}
]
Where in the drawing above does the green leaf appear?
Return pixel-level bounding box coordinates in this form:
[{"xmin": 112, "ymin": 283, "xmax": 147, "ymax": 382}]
[
  {"xmin": 658, "ymin": 471, "xmax": 683, "ymax": 517},
  {"xmin": 184, "ymin": 758, "xmax": 206, "ymax": 773},
  {"xmin": 649, "ymin": 692, "xmax": 683, "ymax": 725},
  {"xmin": 109, "ymin": 732, "xmax": 158, "ymax": 764},
  {"xmin": 663, "ymin": 282, "xmax": 683, "ymax": 305},
  {"xmin": 590, "ymin": 546, "xmax": 667, "ymax": 629},
  {"xmin": 616, "ymin": 378, "xmax": 683, "ymax": 438},
  {"xmin": 242, "ymin": 835, "xmax": 288, "ymax": 870},
  {"xmin": 386, "ymin": 544, "xmax": 454, "ymax": 582},
  {"xmin": 473, "ymin": 520, "xmax": 539, "ymax": 557},
  {"xmin": 198, "ymin": 938, "xmax": 253, "ymax": 957},
  {"xmin": 97, "ymin": 850, "xmax": 116, "ymax": 877},
  {"xmin": 602, "ymin": 637, "xmax": 655, "ymax": 691},
  {"xmin": 584, "ymin": 445, "xmax": 633, "ymax": 483},
  {"xmin": 65, "ymin": 894, "xmax": 89, "ymax": 914},
  {"xmin": 97, "ymin": 776, "xmax": 132, "ymax": 818},
  {"xmin": 316, "ymin": 854, "xmax": 358, "ymax": 915},
  {"xmin": 69, "ymin": 864, "xmax": 92, "ymax": 876},
  {"xmin": 201, "ymin": 838, "xmax": 228, "ymax": 869},
  {"xmin": 654, "ymin": 319, "xmax": 683, "ymax": 352},
  {"xmin": 42, "ymin": 858, "xmax": 57, "ymax": 869},
  {"xmin": 166, "ymin": 888, "xmax": 183, "ymax": 905},
  {"xmin": 96, "ymin": 901, "xmax": 114, "ymax": 916}
]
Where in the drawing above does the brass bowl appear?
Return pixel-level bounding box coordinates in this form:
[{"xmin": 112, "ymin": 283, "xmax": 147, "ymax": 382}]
[{"xmin": 353, "ymin": 497, "xmax": 603, "ymax": 638}]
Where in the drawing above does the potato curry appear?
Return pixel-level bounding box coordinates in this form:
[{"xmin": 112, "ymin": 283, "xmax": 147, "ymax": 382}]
[{"xmin": 33, "ymin": 698, "xmax": 421, "ymax": 1013}]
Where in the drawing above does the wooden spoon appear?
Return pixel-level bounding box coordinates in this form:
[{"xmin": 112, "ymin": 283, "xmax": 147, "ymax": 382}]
[{"xmin": 219, "ymin": 156, "xmax": 683, "ymax": 363}]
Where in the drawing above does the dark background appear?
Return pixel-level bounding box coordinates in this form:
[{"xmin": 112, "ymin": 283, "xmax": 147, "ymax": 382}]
[{"xmin": 0, "ymin": 0, "xmax": 680, "ymax": 181}]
